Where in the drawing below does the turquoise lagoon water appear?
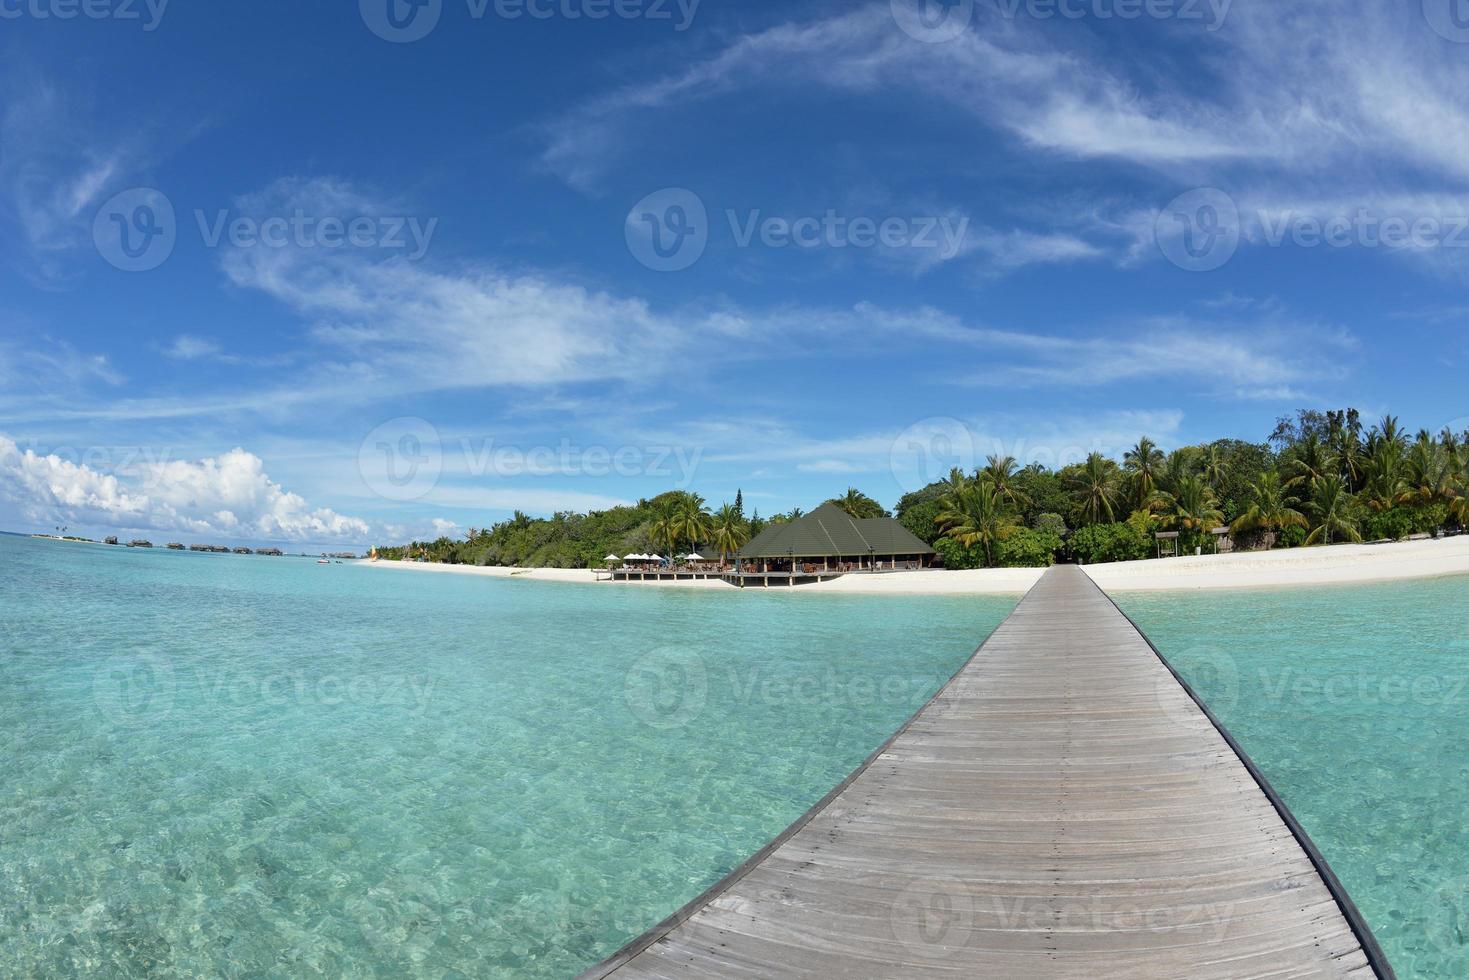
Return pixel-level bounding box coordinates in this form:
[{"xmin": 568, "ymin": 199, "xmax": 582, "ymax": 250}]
[
  {"xmin": 1119, "ymin": 576, "xmax": 1469, "ymax": 980},
  {"xmin": 0, "ymin": 533, "xmax": 1016, "ymax": 977}
]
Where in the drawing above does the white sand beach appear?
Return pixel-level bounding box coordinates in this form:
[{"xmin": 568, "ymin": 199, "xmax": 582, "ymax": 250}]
[
  {"xmin": 360, "ymin": 535, "xmax": 1469, "ymax": 594},
  {"xmin": 1083, "ymin": 534, "xmax": 1469, "ymax": 592}
]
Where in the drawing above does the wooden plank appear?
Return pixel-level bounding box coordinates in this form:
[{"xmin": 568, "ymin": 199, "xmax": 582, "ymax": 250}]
[{"xmin": 578, "ymin": 565, "xmax": 1393, "ymax": 979}]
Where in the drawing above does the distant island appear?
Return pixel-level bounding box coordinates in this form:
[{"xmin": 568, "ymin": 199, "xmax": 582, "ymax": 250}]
[{"xmin": 375, "ymin": 408, "xmax": 1469, "ymax": 572}]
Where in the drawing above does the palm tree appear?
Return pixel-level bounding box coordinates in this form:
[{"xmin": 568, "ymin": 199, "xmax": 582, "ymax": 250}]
[
  {"xmin": 982, "ymin": 455, "xmax": 1031, "ymax": 509},
  {"xmin": 1158, "ymin": 448, "xmax": 1199, "ymax": 498},
  {"xmin": 1123, "ymin": 437, "xmax": 1165, "ymax": 511},
  {"xmin": 708, "ymin": 503, "xmax": 750, "ymax": 561},
  {"xmin": 829, "ymin": 488, "xmax": 886, "ymax": 519},
  {"xmin": 674, "ymin": 492, "xmax": 712, "ymax": 554},
  {"xmin": 1069, "ymin": 452, "xmax": 1121, "ymax": 526},
  {"xmin": 1166, "ymin": 475, "xmax": 1225, "ymax": 550},
  {"xmin": 649, "ymin": 501, "xmax": 680, "ymax": 558},
  {"xmin": 1397, "ymin": 431, "xmax": 1452, "ymax": 509},
  {"xmin": 1200, "ymin": 444, "xmax": 1228, "ymax": 491},
  {"xmin": 1451, "ymin": 486, "xmax": 1469, "ymax": 528},
  {"xmin": 936, "ymin": 479, "xmax": 1015, "ymax": 567},
  {"xmin": 1360, "ymin": 438, "xmax": 1405, "ymax": 512},
  {"xmin": 1377, "ymin": 414, "xmax": 1406, "ymax": 452},
  {"xmin": 1328, "ymin": 410, "xmax": 1365, "ymax": 490},
  {"xmin": 1283, "ymin": 433, "xmax": 1334, "ymax": 491},
  {"xmin": 1229, "ymin": 471, "xmax": 1305, "ymax": 548},
  {"xmin": 1305, "ymin": 475, "xmax": 1361, "ymax": 545}
]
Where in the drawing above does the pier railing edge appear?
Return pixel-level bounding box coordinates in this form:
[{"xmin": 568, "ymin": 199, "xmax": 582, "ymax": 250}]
[
  {"xmin": 572, "ymin": 578, "xmax": 1046, "ymax": 979},
  {"xmin": 1079, "ymin": 567, "xmax": 1398, "ymax": 980}
]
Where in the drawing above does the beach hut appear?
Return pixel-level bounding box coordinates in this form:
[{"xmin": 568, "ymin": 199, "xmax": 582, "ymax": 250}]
[
  {"xmin": 1154, "ymin": 531, "xmax": 1180, "ymax": 559},
  {"xmin": 733, "ymin": 503, "xmax": 934, "ymax": 585}
]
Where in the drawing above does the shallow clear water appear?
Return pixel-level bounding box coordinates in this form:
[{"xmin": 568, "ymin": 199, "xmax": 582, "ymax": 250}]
[
  {"xmin": 0, "ymin": 533, "xmax": 1015, "ymax": 978},
  {"xmin": 1118, "ymin": 576, "xmax": 1469, "ymax": 980}
]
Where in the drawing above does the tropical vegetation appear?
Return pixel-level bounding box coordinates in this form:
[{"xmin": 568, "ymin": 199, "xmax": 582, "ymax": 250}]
[{"xmin": 377, "ymin": 409, "xmax": 1469, "ymax": 570}]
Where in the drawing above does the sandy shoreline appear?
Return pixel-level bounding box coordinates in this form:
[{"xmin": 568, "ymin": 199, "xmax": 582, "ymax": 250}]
[{"xmin": 359, "ymin": 535, "xmax": 1469, "ymax": 594}]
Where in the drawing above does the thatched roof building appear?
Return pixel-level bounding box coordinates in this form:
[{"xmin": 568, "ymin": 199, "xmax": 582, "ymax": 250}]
[{"xmin": 737, "ymin": 503, "xmax": 933, "ymax": 572}]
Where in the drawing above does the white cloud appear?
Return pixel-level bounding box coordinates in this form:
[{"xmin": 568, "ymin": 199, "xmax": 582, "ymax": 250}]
[
  {"xmin": 162, "ymin": 335, "xmax": 224, "ymax": 361},
  {"xmin": 218, "ymin": 177, "xmax": 696, "ymax": 394},
  {"xmin": 753, "ymin": 301, "xmax": 1352, "ymax": 397},
  {"xmin": 539, "ymin": 2, "xmax": 1469, "ymax": 276},
  {"xmin": 0, "ymin": 80, "xmax": 138, "ymax": 281},
  {"xmin": 0, "ymin": 435, "xmax": 372, "ymax": 543}
]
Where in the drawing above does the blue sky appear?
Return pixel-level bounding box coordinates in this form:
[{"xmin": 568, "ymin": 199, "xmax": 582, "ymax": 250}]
[{"xmin": 2, "ymin": 0, "xmax": 1467, "ymax": 548}]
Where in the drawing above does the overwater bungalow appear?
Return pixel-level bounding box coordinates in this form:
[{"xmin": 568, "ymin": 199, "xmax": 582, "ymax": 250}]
[
  {"xmin": 166, "ymin": 543, "xmax": 185, "ymax": 550},
  {"xmin": 728, "ymin": 502, "xmax": 935, "ymax": 587},
  {"xmin": 127, "ymin": 539, "xmax": 153, "ymax": 548}
]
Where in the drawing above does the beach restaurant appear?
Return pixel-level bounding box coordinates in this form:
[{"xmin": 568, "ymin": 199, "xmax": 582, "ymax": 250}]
[{"xmin": 730, "ymin": 503, "xmax": 935, "ymax": 587}]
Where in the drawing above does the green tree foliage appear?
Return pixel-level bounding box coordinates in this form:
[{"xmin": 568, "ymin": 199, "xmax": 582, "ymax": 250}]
[
  {"xmin": 375, "ymin": 408, "xmax": 1468, "ymax": 569},
  {"xmin": 996, "ymin": 527, "xmax": 1063, "ymax": 567},
  {"xmin": 1305, "ymin": 475, "xmax": 1363, "ymax": 545},
  {"xmin": 1067, "ymin": 453, "xmax": 1122, "ymax": 526},
  {"xmin": 828, "ymin": 487, "xmax": 888, "ymax": 519},
  {"xmin": 1068, "ymin": 522, "xmax": 1151, "ymax": 564},
  {"xmin": 935, "ymin": 479, "xmax": 1015, "ymax": 568},
  {"xmin": 1229, "ymin": 471, "xmax": 1306, "ymax": 549}
]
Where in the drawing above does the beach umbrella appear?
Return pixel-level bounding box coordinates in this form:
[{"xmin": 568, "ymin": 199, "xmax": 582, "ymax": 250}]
[
  {"xmin": 604, "ymin": 554, "xmax": 620, "ymax": 562},
  {"xmin": 686, "ymin": 552, "xmax": 704, "ymax": 561}
]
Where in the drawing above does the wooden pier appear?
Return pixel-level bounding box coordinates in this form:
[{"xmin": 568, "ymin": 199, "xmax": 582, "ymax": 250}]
[{"xmin": 580, "ymin": 565, "xmax": 1393, "ymax": 979}]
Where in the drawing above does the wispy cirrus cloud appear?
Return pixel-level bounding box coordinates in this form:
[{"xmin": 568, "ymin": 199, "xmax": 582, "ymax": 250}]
[
  {"xmin": 0, "ymin": 80, "xmax": 141, "ymax": 283},
  {"xmin": 539, "ymin": 2, "xmax": 1469, "ymax": 276}
]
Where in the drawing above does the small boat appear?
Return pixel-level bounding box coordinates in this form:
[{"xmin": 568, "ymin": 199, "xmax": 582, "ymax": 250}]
[{"xmin": 316, "ymin": 559, "xmax": 330, "ymax": 565}]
